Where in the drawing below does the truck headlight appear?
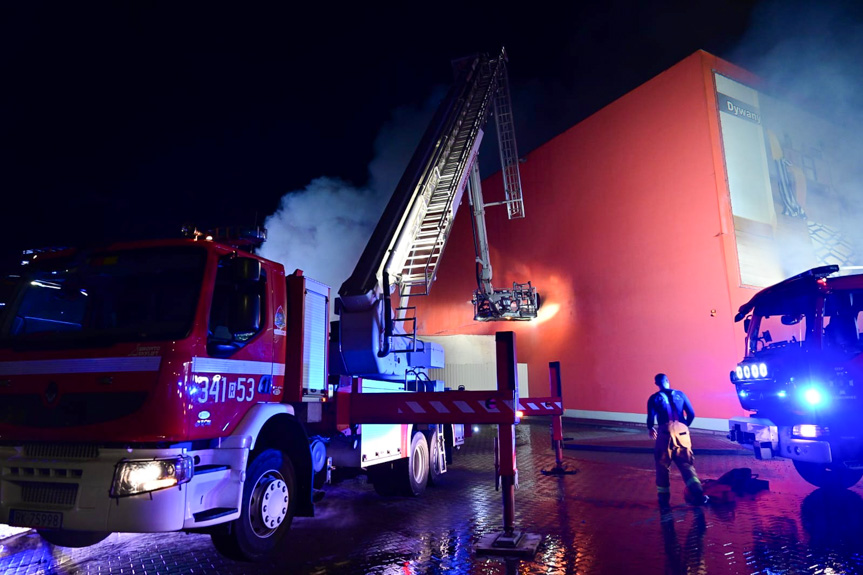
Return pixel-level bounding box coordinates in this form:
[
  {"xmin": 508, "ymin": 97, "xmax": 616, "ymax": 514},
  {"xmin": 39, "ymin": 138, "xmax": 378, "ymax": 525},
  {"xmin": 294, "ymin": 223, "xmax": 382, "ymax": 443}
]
[
  {"xmin": 110, "ymin": 456, "xmax": 193, "ymax": 498},
  {"xmin": 792, "ymin": 424, "xmax": 829, "ymax": 438},
  {"xmin": 735, "ymin": 363, "xmax": 769, "ymax": 381}
]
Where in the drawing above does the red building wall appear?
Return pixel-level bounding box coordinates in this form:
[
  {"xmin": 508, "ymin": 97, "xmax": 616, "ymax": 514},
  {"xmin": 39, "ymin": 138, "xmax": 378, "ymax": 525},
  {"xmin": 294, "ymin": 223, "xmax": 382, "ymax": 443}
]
[{"xmin": 415, "ymin": 51, "xmax": 764, "ymax": 425}]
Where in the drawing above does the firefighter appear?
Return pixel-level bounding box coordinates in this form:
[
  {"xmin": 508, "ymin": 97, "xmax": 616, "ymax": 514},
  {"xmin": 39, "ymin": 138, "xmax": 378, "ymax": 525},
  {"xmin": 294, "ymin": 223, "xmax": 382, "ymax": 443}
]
[{"xmin": 647, "ymin": 373, "xmax": 708, "ymax": 508}]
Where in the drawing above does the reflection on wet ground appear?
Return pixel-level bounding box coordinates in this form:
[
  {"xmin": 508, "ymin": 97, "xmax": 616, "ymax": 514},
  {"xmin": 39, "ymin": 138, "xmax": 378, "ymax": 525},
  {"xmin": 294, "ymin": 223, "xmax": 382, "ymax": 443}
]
[{"xmin": 2, "ymin": 421, "xmax": 863, "ymax": 574}]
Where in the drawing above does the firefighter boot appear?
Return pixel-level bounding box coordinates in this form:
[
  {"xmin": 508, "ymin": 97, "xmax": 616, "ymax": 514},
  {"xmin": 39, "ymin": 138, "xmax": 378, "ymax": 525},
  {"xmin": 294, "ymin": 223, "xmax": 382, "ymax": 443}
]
[
  {"xmin": 684, "ymin": 486, "xmax": 709, "ymax": 506},
  {"xmin": 658, "ymin": 492, "xmax": 671, "ymax": 511}
]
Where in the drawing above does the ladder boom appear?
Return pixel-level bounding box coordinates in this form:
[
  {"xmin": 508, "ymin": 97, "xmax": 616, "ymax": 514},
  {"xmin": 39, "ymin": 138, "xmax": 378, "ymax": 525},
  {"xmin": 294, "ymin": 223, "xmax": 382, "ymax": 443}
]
[
  {"xmin": 333, "ymin": 48, "xmax": 536, "ymax": 381},
  {"xmin": 339, "ymin": 50, "xmax": 507, "ymax": 305}
]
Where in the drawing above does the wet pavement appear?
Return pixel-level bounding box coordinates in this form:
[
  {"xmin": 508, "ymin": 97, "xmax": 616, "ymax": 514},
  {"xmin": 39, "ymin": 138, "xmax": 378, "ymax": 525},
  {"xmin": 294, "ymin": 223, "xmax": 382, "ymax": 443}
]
[{"xmin": 3, "ymin": 419, "xmax": 863, "ymax": 574}]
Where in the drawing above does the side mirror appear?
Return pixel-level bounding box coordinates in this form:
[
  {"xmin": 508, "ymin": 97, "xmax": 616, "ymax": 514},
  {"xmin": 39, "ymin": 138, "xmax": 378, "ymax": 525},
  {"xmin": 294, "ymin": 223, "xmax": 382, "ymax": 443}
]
[
  {"xmin": 744, "ymin": 318, "xmax": 751, "ymax": 333},
  {"xmin": 781, "ymin": 314, "xmax": 802, "ymax": 326},
  {"xmin": 762, "ymin": 330, "xmax": 772, "ymax": 343},
  {"xmin": 230, "ymin": 293, "xmax": 261, "ymax": 337},
  {"xmin": 232, "ymin": 258, "xmax": 261, "ymax": 282}
]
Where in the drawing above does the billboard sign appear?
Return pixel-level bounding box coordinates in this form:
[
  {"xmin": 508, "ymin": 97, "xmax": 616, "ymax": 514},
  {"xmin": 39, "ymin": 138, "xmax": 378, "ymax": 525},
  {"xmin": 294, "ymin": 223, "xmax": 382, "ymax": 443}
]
[{"xmin": 715, "ymin": 72, "xmax": 862, "ymax": 287}]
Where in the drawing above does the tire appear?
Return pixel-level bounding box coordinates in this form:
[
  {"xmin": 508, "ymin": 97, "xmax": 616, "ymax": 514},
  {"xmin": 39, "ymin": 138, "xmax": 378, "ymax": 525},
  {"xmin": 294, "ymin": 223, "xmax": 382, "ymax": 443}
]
[
  {"xmin": 37, "ymin": 530, "xmax": 110, "ymax": 548},
  {"xmin": 211, "ymin": 448, "xmax": 296, "ymax": 562},
  {"xmin": 310, "ymin": 439, "xmax": 328, "ymax": 490},
  {"xmin": 427, "ymin": 428, "xmax": 444, "ymax": 486},
  {"xmin": 793, "ymin": 460, "xmax": 863, "ymax": 489},
  {"xmin": 368, "ymin": 431, "xmax": 429, "ymax": 497},
  {"xmin": 400, "ymin": 431, "xmax": 429, "ymax": 496},
  {"xmin": 368, "ymin": 464, "xmax": 399, "ymax": 496}
]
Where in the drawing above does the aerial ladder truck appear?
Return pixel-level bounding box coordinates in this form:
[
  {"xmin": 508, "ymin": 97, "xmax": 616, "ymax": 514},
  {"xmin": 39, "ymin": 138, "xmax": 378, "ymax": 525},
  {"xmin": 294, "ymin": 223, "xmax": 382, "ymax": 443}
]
[{"xmin": 0, "ymin": 48, "xmax": 537, "ymax": 562}]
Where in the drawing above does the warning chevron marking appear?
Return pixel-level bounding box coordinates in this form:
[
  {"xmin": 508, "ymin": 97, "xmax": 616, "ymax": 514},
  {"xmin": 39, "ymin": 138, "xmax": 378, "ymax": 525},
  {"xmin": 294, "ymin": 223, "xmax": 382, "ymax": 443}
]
[
  {"xmin": 348, "ymin": 390, "xmax": 520, "ymax": 424},
  {"xmin": 430, "ymin": 401, "xmax": 449, "ymax": 414},
  {"xmin": 517, "ymin": 398, "xmax": 563, "ymax": 416},
  {"xmin": 406, "ymin": 401, "xmax": 426, "ymax": 414},
  {"xmin": 453, "ymin": 401, "xmax": 475, "ymax": 414}
]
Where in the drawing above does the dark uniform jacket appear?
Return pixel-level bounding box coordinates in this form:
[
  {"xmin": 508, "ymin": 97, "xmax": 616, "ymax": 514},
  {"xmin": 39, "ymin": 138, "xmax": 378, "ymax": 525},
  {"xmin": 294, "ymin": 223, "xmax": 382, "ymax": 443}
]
[{"xmin": 647, "ymin": 389, "xmax": 695, "ymax": 429}]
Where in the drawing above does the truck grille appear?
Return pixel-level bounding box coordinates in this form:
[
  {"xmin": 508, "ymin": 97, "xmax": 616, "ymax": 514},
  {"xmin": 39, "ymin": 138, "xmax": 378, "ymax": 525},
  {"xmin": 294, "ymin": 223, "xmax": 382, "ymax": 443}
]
[
  {"xmin": 0, "ymin": 392, "xmax": 147, "ymax": 428},
  {"xmin": 7, "ymin": 466, "xmax": 84, "ymax": 479},
  {"xmin": 24, "ymin": 444, "xmax": 99, "ymax": 460},
  {"xmin": 20, "ymin": 482, "xmax": 79, "ymax": 507}
]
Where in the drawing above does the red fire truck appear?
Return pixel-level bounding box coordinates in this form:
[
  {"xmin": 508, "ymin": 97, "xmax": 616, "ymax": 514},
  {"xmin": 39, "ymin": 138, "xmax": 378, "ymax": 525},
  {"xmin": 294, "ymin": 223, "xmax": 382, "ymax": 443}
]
[
  {"xmin": 0, "ymin": 49, "xmax": 534, "ymax": 561},
  {"xmin": 728, "ymin": 265, "xmax": 863, "ymax": 489}
]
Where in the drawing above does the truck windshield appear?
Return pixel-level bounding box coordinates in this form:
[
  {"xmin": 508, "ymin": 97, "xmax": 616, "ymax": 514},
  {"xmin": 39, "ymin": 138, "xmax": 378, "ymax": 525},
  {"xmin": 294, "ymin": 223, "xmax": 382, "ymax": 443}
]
[
  {"xmin": 748, "ymin": 293, "xmax": 813, "ymax": 354},
  {"xmin": 749, "ymin": 289, "xmax": 863, "ymax": 356},
  {"xmin": 749, "ymin": 312, "xmax": 809, "ymax": 354},
  {"xmin": 0, "ymin": 247, "xmax": 206, "ymax": 348}
]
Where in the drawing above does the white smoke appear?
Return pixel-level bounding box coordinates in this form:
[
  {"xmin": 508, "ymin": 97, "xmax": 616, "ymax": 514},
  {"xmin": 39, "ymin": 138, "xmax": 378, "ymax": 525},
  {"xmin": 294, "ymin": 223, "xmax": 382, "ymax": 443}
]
[
  {"xmin": 722, "ymin": 0, "xmax": 863, "ymax": 277},
  {"xmin": 730, "ymin": 0, "xmax": 863, "ymax": 127},
  {"xmin": 258, "ymin": 177, "xmax": 387, "ymax": 291},
  {"xmin": 258, "ymin": 87, "xmax": 445, "ymax": 298}
]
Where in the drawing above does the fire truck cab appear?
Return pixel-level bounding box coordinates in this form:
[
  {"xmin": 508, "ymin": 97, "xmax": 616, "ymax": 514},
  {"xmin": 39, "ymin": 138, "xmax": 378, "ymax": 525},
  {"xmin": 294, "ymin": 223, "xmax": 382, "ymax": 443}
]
[
  {"xmin": 728, "ymin": 265, "xmax": 863, "ymax": 489},
  {"xmin": 0, "ymin": 236, "xmax": 315, "ymax": 555}
]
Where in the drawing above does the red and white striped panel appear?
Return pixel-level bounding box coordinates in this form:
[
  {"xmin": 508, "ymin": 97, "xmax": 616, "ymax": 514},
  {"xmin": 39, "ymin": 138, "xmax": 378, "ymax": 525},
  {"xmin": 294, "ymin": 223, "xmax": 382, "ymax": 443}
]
[
  {"xmin": 517, "ymin": 397, "xmax": 563, "ymax": 416},
  {"xmin": 349, "ymin": 390, "xmax": 518, "ymax": 425}
]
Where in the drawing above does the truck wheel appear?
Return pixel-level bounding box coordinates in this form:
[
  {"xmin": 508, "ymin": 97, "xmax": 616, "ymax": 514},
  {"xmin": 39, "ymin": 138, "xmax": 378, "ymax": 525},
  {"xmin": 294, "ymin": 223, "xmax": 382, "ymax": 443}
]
[
  {"xmin": 793, "ymin": 460, "xmax": 863, "ymax": 489},
  {"xmin": 37, "ymin": 530, "xmax": 110, "ymax": 548},
  {"xmin": 369, "ymin": 431, "xmax": 429, "ymax": 497},
  {"xmin": 211, "ymin": 448, "xmax": 296, "ymax": 561},
  {"xmin": 368, "ymin": 463, "xmax": 399, "ymax": 496},
  {"xmin": 400, "ymin": 431, "xmax": 430, "ymax": 496},
  {"xmin": 427, "ymin": 428, "xmax": 444, "ymax": 486}
]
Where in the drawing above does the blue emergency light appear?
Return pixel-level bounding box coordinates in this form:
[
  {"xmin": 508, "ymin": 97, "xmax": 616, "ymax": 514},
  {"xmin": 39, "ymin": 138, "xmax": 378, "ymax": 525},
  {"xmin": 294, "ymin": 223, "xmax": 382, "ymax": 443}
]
[{"xmin": 802, "ymin": 386, "xmax": 827, "ymax": 407}]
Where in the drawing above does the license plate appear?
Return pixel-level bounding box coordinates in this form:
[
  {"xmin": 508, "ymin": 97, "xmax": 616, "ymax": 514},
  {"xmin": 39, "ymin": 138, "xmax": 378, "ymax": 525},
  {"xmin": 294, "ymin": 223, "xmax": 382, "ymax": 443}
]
[{"xmin": 8, "ymin": 509, "xmax": 63, "ymax": 529}]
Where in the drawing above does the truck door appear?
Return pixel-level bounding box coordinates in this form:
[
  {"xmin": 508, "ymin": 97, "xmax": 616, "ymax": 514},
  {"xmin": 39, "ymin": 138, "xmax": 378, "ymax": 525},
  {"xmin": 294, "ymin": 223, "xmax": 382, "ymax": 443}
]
[{"xmin": 188, "ymin": 254, "xmax": 274, "ymax": 438}]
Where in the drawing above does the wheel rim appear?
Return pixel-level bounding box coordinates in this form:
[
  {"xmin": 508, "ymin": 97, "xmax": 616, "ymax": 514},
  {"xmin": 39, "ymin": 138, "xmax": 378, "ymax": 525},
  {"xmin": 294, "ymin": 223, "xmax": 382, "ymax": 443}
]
[
  {"xmin": 411, "ymin": 442, "xmax": 427, "ymax": 483},
  {"xmin": 430, "ymin": 435, "xmax": 441, "ymax": 477},
  {"xmin": 249, "ymin": 470, "xmax": 289, "ymax": 538}
]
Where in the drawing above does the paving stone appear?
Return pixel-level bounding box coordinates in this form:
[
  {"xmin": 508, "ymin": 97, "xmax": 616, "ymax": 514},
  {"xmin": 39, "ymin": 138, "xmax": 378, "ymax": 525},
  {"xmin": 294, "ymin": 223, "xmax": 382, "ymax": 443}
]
[{"xmin": 2, "ymin": 419, "xmax": 862, "ymax": 574}]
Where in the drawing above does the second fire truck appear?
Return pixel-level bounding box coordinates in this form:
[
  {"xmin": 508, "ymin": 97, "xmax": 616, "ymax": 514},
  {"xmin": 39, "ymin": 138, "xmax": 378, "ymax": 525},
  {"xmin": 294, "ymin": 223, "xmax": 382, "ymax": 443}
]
[{"xmin": 728, "ymin": 265, "xmax": 863, "ymax": 489}]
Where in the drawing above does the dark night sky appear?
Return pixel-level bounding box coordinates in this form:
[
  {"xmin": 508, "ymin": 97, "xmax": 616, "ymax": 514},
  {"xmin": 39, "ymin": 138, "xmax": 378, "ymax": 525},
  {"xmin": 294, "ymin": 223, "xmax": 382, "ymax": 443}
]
[{"xmin": 2, "ymin": 1, "xmax": 860, "ymax": 272}]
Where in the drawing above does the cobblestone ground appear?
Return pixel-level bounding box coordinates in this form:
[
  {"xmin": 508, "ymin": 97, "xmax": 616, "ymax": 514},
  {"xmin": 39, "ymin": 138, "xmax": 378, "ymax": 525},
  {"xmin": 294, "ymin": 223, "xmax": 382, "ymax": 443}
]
[{"xmin": 2, "ymin": 421, "xmax": 863, "ymax": 574}]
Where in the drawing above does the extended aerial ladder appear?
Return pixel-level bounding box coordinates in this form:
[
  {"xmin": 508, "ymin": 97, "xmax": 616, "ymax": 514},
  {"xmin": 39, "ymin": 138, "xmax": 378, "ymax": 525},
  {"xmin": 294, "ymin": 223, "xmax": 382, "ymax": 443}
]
[
  {"xmin": 465, "ymin": 55, "xmax": 539, "ymax": 322},
  {"xmin": 335, "ymin": 48, "xmax": 539, "ymax": 381}
]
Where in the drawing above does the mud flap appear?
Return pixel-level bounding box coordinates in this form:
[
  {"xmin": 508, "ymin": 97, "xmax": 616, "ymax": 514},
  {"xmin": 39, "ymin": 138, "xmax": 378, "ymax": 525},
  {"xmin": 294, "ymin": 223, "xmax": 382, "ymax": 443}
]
[{"xmin": 754, "ymin": 442, "xmax": 774, "ymax": 460}]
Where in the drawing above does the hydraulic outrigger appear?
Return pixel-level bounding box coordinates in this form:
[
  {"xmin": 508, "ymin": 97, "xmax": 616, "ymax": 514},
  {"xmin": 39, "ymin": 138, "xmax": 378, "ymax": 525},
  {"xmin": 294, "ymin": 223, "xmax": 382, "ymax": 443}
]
[{"xmin": 341, "ymin": 331, "xmax": 560, "ymax": 556}]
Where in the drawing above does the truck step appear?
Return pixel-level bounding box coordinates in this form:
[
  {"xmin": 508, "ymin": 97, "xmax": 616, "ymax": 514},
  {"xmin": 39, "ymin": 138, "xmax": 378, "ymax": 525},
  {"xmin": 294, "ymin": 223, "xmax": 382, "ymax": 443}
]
[
  {"xmin": 193, "ymin": 507, "xmax": 238, "ymax": 522},
  {"xmin": 194, "ymin": 464, "xmax": 230, "ymax": 475}
]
